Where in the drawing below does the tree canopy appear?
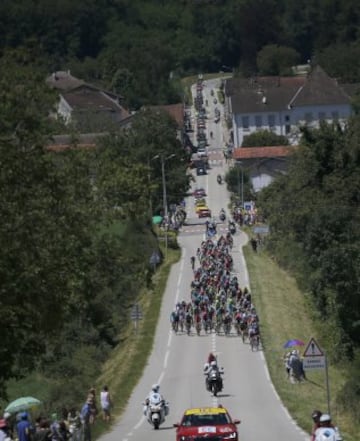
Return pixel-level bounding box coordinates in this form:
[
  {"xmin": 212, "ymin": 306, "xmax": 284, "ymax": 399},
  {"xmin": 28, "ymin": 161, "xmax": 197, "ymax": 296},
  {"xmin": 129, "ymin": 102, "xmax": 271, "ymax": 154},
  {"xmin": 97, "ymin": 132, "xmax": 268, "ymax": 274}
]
[{"xmin": 1, "ymin": 0, "xmax": 360, "ymax": 107}]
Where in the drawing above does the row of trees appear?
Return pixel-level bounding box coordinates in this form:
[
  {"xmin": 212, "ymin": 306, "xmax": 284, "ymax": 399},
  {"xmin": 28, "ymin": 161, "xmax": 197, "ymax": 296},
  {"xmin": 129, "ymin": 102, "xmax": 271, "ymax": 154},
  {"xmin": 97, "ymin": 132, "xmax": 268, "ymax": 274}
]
[
  {"xmin": 257, "ymin": 120, "xmax": 360, "ymax": 413},
  {"xmin": 0, "ymin": 53, "xmax": 191, "ymax": 401},
  {"xmin": 1, "ymin": 1, "xmax": 360, "ymax": 108}
]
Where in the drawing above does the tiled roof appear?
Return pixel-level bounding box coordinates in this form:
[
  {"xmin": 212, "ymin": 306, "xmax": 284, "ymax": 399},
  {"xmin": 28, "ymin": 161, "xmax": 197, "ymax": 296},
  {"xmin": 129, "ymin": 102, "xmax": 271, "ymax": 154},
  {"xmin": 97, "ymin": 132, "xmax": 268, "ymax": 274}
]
[
  {"xmin": 228, "ymin": 76, "xmax": 306, "ymax": 113},
  {"xmin": 63, "ymin": 87, "xmax": 130, "ymax": 119},
  {"xmin": 292, "ymin": 66, "xmax": 351, "ymax": 106},
  {"xmin": 46, "ymin": 71, "xmax": 84, "ymax": 91},
  {"xmin": 227, "ymin": 66, "xmax": 351, "ymax": 113},
  {"xmin": 232, "ymin": 146, "xmax": 295, "ymax": 160},
  {"xmin": 148, "ymin": 103, "xmax": 184, "ymax": 127}
]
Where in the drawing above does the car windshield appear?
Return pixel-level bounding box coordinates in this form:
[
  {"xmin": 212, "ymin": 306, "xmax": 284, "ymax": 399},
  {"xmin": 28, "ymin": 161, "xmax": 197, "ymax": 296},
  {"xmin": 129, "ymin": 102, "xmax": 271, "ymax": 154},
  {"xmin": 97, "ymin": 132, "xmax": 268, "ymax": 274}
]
[{"xmin": 182, "ymin": 413, "xmax": 230, "ymax": 426}]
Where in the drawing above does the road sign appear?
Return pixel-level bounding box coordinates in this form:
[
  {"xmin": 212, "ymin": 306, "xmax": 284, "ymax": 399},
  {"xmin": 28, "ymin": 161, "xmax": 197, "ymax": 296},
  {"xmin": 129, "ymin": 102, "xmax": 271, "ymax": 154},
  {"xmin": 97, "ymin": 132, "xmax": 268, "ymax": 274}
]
[
  {"xmin": 303, "ymin": 356, "xmax": 326, "ymax": 370},
  {"xmin": 253, "ymin": 225, "xmax": 270, "ymax": 235},
  {"xmin": 131, "ymin": 304, "xmax": 143, "ymax": 321},
  {"xmin": 303, "ymin": 337, "xmax": 324, "ymax": 357}
]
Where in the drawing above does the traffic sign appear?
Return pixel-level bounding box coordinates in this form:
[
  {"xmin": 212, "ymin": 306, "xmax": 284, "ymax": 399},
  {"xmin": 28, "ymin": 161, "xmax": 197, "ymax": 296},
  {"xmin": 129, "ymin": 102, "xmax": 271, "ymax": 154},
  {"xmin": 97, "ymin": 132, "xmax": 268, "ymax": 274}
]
[
  {"xmin": 303, "ymin": 337, "xmax": 324, "ymax": 357},
  {"xmin": 303, "ymin": 356, "xmax": 326, "ymax": 370},
  {"xmin": 131, "ymin": 304, "xmax": 143, "ymax": 321}
]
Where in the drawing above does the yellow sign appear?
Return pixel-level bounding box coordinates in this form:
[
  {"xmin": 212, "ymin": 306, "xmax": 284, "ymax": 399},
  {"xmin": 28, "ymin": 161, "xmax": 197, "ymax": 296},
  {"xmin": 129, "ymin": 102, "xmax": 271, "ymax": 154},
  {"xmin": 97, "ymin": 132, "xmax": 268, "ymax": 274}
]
[{"xmin": 185, "ymin": 407, "xmax": 226, "ymax": 415}]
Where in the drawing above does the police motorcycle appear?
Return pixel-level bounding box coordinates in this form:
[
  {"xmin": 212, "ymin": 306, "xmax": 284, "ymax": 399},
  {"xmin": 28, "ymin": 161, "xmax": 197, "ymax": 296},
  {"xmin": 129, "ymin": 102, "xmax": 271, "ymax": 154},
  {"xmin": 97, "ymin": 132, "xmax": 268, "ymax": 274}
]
[
  {"xmin": 204, "ymin": 361, "xmax": 224, "ymax": 397},
  {"xmin": 143, "ymin": 385, "xmax": 169, "ymax": 429}
]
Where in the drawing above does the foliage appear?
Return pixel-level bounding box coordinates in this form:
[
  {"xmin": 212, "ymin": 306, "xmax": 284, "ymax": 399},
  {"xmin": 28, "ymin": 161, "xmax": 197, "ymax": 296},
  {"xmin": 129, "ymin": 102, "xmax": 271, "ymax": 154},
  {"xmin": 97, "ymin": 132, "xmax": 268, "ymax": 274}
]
[
  {"xmin": 224, "ymin": 165, "xmax": 254, "ymax": 204},
  {"xmin": 258, "ymin": 120, "xmax": 360, "ymax": 354},
  {"xmin": 2, "ymin": 1, "xmax": 360, "ymax": 107},
  {"xmin": 257, "ymin": 44, "xmax": 300, "ymax": 75},
  {"xmin": 0, "ymin": 51, "xmax": 181, "ymax": 398},
  {"xmin": 242, "ymin": 130, "xmax": 289, "ymax": 147}
]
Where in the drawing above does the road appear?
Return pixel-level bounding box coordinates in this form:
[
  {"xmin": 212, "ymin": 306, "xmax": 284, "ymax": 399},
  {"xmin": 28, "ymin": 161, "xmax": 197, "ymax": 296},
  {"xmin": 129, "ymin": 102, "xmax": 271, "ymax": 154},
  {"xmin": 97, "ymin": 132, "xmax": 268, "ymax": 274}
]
[{"xmin": 99, "ymin": 79, "xmax": 308, "ymax": 441}]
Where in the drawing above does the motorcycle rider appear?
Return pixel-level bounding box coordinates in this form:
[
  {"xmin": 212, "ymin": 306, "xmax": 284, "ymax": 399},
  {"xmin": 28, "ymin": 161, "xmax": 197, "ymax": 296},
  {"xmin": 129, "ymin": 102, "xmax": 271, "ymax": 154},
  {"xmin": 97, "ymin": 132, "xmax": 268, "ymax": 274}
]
[
  {"xmin": 314, "ymin": 414, "xmax": 342, "ymax": 441},
  {"xmin": 143, "ymin": 384, "xmax": 169, "ymax": 420},
  {"xmin": 205, "ymin": 361, "xmax": 224, "ymax": 391}
]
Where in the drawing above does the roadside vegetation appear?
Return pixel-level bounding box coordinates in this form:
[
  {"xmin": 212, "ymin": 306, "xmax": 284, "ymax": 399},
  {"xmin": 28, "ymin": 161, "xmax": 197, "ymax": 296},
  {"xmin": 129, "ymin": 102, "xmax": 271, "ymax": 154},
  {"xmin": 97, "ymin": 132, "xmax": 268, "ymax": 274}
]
[{"xmin": 244, "ymin": 244, "xmax": 359, "ymax": 441}]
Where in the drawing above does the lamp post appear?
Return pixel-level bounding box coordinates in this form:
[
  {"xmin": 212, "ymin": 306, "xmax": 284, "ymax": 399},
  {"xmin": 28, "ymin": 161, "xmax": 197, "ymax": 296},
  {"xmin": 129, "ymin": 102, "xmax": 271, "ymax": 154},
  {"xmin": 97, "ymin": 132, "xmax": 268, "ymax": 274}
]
[
  {"xmin": 236, "ymin": 160, "xmax": 244, "ymax": 207},
  {"xmin": 153, "ymin": 153, "xmax": 175, "ymax": 259}
]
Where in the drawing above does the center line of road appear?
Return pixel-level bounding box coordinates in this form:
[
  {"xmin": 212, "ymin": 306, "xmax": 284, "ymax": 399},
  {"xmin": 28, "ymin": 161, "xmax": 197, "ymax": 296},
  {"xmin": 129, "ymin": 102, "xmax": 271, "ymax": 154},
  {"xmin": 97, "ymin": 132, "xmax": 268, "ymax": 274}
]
[{"xmin": 164, "ymin": 349, "xmax": 169, "ymax": 369}]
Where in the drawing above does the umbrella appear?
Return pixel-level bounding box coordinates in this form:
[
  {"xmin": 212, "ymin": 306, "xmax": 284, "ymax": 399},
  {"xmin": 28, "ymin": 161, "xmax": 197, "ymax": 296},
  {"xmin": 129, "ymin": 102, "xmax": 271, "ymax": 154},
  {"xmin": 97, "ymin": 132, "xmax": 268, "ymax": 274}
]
[
  {"xmin": 152, "ymin": 215, "xmax": 163, "ymax": 225},
  {"xmin": 283, "ymin": 339, "xmax": 305, "ymax": 349},
  {"xmin": 5, "ymin": 397, "xmax": 41, "ymax": 414}
]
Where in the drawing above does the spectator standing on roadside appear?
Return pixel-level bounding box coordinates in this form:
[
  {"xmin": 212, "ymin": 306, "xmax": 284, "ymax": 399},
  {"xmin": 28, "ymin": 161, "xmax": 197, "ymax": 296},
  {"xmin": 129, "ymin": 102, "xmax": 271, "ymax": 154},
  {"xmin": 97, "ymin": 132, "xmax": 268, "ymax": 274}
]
[
  {"xmin": 86, "ymin": 389, "xmax": 97, "ymax": 424},
  {"xmin": 100, "ymin": 386, "xmax": 112, "ymax": 423},
  {"xmin": 16, "ymin": 413, "xmax": 33, "ymax": 441},
  {"xmin": 67, "ymin": 409, "xmax": 81, "ymax": 441},
  {"xmin": 80, "ymin": 399, "xmax": 92, "ymax": 441},
  {"xmin": 0, "ymin": 418, "xmax": 12, "ymax": 441},
  {"xmin": 33, "ymin": 420, "xmax": 51, "ymax": 441}
]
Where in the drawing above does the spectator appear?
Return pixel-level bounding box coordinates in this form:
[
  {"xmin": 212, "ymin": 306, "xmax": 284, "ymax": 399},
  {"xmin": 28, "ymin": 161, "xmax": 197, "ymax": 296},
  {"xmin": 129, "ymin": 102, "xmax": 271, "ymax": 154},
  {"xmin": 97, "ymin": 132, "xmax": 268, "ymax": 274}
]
[
  {"xmin": 100, "ymin": 386, "xmax": 112, "ymax": 423},
  {"xmin": 0, "ymin": 418, "xmax": 12, "ymax": 441},
  {"xmin": 16, "ymin": 412, "xmax": 33, "ymax": 441},
  {"xmin": 86, "ymin": 389, "xmax": 97, "ymax": 424},
  {"xmin": 80, "ymin": 399, "xmax": 93, "ymax": 441},
  {"xmin": 33, "ymin": 420, "xmax": 51, "ymax": 441},
  {"xmin": 67, "ymin": 409, "xmax": 81, "ymax": 441}
]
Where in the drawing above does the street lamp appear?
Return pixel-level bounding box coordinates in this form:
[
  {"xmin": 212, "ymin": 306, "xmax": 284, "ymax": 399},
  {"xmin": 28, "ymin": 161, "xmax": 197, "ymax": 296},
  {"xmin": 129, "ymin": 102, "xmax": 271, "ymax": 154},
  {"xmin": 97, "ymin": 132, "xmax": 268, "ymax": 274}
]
[
  {"xmin": 235, "ymin": 160, "xmax": 244, "ymax": 207},
  {"xmin": 152, "ymin": 153, "xmax": 176, "ymax": 258}
]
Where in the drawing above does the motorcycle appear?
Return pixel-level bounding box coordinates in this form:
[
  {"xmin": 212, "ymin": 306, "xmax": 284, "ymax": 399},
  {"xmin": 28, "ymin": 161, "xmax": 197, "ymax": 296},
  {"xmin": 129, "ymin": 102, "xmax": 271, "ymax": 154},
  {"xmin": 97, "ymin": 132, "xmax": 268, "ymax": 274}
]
[
  {"xmin": 217, "ymin": 174, "xmax": 222, "ymax": 184},
  {"xmin": 229, "ymin": 222, "xmax": 236, "ymax": 235},
  {"xmin": 205, "ymin": 369, "xmax": 224, "ymax": 397},
  {"xmin": 219, "ymin": 210, "xmax": 226, "ymax": 222},
  {"xmin": 143, "ymin": 394, "xmax": 169, "ymax": 430}
]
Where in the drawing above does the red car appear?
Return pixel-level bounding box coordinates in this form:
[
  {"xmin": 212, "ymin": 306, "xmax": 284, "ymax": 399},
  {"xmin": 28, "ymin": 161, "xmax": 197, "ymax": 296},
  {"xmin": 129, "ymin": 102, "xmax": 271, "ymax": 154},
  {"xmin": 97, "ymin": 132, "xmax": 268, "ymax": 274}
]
[
  {"xmin": 193, "ymin": 188, "xmax": 207, "ymax": 198},
  {"xmin": 174, "ymin": 406, "xmax": 241, "ymax": 441}
]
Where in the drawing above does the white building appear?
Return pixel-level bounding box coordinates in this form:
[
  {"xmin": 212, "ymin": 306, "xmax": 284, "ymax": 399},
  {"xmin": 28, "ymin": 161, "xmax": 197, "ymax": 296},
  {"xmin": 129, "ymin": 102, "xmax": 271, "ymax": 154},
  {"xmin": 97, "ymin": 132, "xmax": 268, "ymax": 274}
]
[{"xmin": 225, "ymin": 66, "xmax": 354, "ymax": 147}]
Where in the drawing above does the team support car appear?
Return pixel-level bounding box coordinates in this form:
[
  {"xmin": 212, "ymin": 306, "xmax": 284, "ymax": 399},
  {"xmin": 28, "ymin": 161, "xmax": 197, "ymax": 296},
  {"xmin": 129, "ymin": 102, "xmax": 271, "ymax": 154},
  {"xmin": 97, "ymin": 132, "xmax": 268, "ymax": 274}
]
[
  {"xmin": 198, "ymin": 207, "xmax": 211, "ymax": 218},
  {"xmin": 174, "ymin": 406, "xmax": 240, "ymax": 441},
  {"xmin": 193, "ymin": 188, "xmax": 206, "ymax": 198}
]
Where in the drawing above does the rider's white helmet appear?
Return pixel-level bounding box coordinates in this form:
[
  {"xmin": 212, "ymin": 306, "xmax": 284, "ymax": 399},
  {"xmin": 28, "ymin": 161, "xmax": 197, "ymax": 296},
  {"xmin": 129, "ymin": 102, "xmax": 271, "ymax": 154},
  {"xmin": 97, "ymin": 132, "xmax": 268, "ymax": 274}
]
[
  {"xmin": 152, "ymin": 384, "xmax": 160, "ymax": 393},
  {"xmin": 210, "ymin": 361, "xmax": 217, "ymax": 367}
]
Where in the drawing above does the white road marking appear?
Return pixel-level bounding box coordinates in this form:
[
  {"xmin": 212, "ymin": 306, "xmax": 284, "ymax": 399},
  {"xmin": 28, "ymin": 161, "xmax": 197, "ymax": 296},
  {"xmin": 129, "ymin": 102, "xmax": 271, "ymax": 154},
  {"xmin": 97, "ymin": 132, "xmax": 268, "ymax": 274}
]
[
  {"xmin": 133, "ymin": 415, "xmax": 146, "ymax": 430},
  {"xmin": 157, "ymin": 371, "xmax": 164, "ymax": 385},
  {"xmin": 167, "ymin": 331, "xmax": 172, "ymax": 347},
  {"xmin": 164, "ymin": 350, "xmax": 169, "ymax": 369}
]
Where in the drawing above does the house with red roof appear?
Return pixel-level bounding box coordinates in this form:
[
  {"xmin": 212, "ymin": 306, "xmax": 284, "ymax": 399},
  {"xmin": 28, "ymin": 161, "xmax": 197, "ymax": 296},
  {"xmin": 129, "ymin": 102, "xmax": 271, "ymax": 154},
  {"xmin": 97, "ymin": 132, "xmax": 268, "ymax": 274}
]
[
  {"xmin": 225, "ymin": 66, "xmax": 354, "ymax": 147},
  {"xmin": 232, "ymin": 145, "xmax": 295, "ymax": 192}
]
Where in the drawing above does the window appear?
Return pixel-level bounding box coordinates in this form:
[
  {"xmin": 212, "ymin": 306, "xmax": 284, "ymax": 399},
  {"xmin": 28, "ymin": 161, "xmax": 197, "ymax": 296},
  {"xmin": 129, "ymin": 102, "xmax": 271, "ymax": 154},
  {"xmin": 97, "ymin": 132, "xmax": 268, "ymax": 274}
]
[
  {"xmin": 305, "ymin": 112, "xmax": 313, "ymax": 123},
  {"xmin": 285, "ymin": 115, "xmax": 290, "ymax": 122},
  {"xmin": 255, "ymin": 115, "xmax": 262, "ymax": 128},
  {"xmin": 242, "ymin": 116, "xmax": 249, "ymax": 131},
  {"xmin": 268, "ymin": 114, "xmax": 275, "ymax": 128},
  {"xmin": 285, "ymin": 124, "xmax": 291, "ymax": 134},
  {"xmin": 332, "ymin": 111, "xmax": 339, "ymax": 121},
  {"xmin": 318, "ymin": 112, "xmax": 326, "ymax": 121}
]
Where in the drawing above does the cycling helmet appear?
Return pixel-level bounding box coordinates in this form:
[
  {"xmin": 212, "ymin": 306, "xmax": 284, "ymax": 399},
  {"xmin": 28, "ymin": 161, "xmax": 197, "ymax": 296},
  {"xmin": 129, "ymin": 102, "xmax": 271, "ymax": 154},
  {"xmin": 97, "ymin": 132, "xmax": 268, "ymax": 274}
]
[
  {"xmin": 152, "ymin": 384, "xmax": 160, "ymax": 393},
  {"xmin": 319, "ymin": 414, "xmax": 331, "ymax": 423},
  {"xmin": 312, "ymin": 410, "xmax": 322, "ymax": 421},
  {"xmin": 210, "ymin": 361, "xmax": 217, "ymax": 367}
]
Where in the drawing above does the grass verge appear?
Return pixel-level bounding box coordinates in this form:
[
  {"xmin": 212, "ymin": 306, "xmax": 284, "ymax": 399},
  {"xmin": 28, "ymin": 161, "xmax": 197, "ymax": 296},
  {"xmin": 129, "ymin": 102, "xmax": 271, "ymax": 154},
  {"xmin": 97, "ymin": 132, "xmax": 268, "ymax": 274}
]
[
  {"xmin": 92, "ymin": 247, "xmax": 181, "ymax": 439},
  {"xmin": 244, "ymin": 244, "xmax": 358, "ymax": 441}
]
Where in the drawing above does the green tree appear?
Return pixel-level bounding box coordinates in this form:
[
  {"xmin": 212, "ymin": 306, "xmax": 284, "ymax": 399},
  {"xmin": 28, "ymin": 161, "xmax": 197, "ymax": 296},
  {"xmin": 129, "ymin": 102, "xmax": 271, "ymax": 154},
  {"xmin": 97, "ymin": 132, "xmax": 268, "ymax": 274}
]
[
  {"xmin": 257, "ymin": 44, "xmax": 300, "ymax": 76},
  {"xmin": 242, "ymin": 130, "xmax": 289, "ymax": 147}
]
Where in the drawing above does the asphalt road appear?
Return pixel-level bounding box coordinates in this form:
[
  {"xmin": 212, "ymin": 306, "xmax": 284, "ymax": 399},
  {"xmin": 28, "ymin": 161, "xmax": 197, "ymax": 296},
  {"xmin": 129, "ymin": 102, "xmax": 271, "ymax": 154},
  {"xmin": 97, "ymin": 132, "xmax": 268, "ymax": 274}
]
[{"xmin": 99, "ymin": 80, "xmax": 309, "ymax": 441}]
